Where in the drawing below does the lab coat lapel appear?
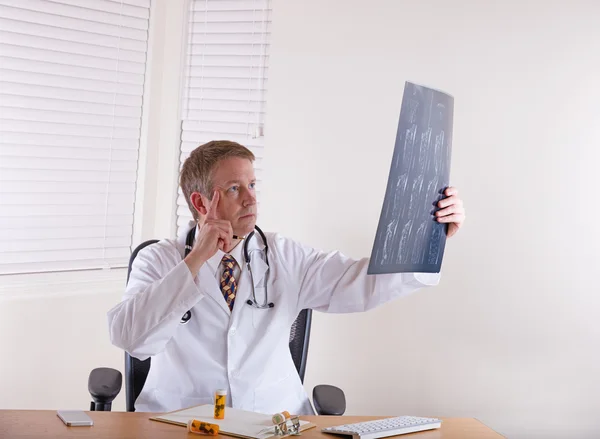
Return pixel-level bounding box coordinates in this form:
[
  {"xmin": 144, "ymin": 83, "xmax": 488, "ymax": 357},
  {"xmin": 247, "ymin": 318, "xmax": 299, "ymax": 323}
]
[
  {"xmin": 245, "ymin": 233, "xmax": 269, "ymax": 286},
  {"xmin": 234, "ymin": 234, "xmax": 269, "ymax": 308},
  {"xmin": 249, "ymin": 257, "xmax": 269, "ymax": 287},
  {"xmin": 197, "ymin": 264, "xmax": 231, "ymax": 316}
]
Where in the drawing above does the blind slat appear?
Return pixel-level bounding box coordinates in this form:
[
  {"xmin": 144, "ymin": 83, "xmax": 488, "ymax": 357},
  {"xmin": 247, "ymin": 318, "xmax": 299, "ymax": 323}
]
[
  {"xmin": 2, "ymin": 204, "xmax": 135, "ymax": 217},
  {"xmin": 1, "ymin": 156, "xmax": 138, "ymax": 172},
  {"xmin": 0, "ymin": 214, "xmax": 132, "ymax": 229},
  {"xmin": 190, "ymin": 32, "xmax": 270, "ymax": 45},
  {"xmin": 189, "ymin": 10, "xmax": 272, "ymax": 23},
  {"xmin": 0, "ymin": 258, "xmax": 126, "ymax": 275},
  {"xmin": 43, "ymin": 0, "xmax": 150, "ymax": 19},
  {"xmin": 1, "ymin": 69, "xmax": 143, "ymax": 95},
  {"xmin": 182, "ymin": 120, "xmax": 263, "ymax": 136},
  {"xmin": 183, "ymin": 109, "xmax": 265, "ymax": 124},
  {"xmin": 1, "ymin": 82, "xmax": 143, "ymax": 107},
  {"xmin": 1, "ymin": 169, "xmax": 137, "ymax": 183},
  {"xmin": 184, "ymin": 88, "xmax": 265, "ymax": 101},
  {"xmin": 0, "ymin": 180, "xmax": 135, "ymax": 194},
  {"xmin": 0, "ymin": 132, "xmax": 140, "ymax": 149},
  {"xmin": 1, "ymin": 237, "xmax": 132, "ymax": 253},
  {"xmin": 186, "ymin": 54, "xmax": 268, "ymax": 67},
  {"xmin": 0, "ymin": 144, "xmax": 138, "ymax": 161},
  {"xmin": 183, "ymin": 98, "xmax": 265, "ymax": 113},
  {"xmin": 0, "ymin": 94, "xmax": 142, "ymax": 117},
  {"xmin": 191, "ymin": 0, "xmax": 270, "ymax": 12},
  {"xmin": 186, "ymin": 65, "xmax": 268, "ymax": 78},
  {"xmin": 0, "ymin": 248, "xmax": 129, "ymax": 265},
  {"xmin": 1, "ymin": 43, "xmax": 146, "ymax": 74},
  {"xmin": 0, "ymin": 17, "xmax": 147, "ymax": 51},
  {"xmin": 190, "ymin": 21, "xmax": 271, "ymax": 34},
  {"xmin": 1, "ymin": 107, "xmax": 141, "ymax": 129},
  {"xmin": 0, "ymin": 226, "xmax": 133, "ymax": 240},
  {"xmin": 105, "ymin": 0, "xmax": 149, "ymax": 8},
  {"xmin": 0, "ymin": 30, "xmax": 147, "ymax": 63},
  {"xmin": 0, "ymin": 119, "xmax": 141, "ymax": 139},
  {"xmin": 185, "ymin": 78, "xmax": 268, "ymax": 90}
]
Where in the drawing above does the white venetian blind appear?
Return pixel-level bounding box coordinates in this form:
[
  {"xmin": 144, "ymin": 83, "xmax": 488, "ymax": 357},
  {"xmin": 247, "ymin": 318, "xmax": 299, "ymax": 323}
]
[
  {"xmin": 0, "ymin": 0, "xmax": 150, "ymax": 275},
  {"xmin": 177, "ymin": 0, "xmax": 271, "ymax": 235}
]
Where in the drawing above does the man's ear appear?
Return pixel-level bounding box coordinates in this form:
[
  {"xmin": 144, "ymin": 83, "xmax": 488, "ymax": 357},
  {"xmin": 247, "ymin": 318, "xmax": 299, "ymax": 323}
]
[{"xmin": 190, "ymin": 192, "xmax": 208, "ymax": 217}]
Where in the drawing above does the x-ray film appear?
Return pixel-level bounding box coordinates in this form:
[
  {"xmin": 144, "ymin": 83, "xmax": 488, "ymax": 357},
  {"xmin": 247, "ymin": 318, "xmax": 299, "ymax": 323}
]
[{"xmin": 368, "ymin": 82, "xmax": 453, "ymax": 274}]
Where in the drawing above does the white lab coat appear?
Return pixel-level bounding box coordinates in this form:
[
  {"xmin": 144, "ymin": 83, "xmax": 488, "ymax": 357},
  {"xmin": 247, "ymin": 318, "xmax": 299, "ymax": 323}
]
[{"xmin": 107, "ymin": 221, "xmax": 439, "ymax": 414}]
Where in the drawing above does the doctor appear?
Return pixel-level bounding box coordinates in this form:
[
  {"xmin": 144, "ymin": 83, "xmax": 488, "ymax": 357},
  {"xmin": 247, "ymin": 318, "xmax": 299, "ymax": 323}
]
[{"xmin": 107, "ymin": 140, "xmax": 465, "ymax": 415}]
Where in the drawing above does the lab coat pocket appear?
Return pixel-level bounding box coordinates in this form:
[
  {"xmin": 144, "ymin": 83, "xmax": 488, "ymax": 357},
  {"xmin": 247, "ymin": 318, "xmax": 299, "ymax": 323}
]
[
  {"xmin": 251, "ymin": 285, "xmax": 272, "ymax": 329},
  {"xmin": 251, "ymin": 279, "xmax": 288, "ymax": 329}
]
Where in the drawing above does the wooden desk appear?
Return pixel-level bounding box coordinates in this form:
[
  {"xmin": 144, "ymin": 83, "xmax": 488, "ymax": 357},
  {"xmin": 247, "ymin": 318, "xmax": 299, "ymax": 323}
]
[{"xmin": 0, "ymin": 411, "xmax": 504, "ymax": 439}]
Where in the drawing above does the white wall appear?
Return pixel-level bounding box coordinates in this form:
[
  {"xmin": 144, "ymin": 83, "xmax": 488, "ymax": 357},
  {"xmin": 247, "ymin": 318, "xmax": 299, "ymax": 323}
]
[
  {"xmin": 261, "ymin": 1, "xmax": 600, "ymax": 438},
  {"xmin": 0, "ymin": 272, "xmax": 126, "ymax": 410}
]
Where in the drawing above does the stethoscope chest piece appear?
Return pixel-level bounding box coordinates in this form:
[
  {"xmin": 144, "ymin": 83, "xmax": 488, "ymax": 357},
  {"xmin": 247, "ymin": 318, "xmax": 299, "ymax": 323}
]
[{"xmin": 180, "ymin": 310, "xmax": 192, "ymax": 324}]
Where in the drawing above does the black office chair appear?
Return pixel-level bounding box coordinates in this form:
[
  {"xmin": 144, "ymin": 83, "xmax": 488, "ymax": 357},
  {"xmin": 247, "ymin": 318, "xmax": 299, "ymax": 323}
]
[{"xmin": 89, "ymin": 240, "xmax": 346, "ymax": 415}]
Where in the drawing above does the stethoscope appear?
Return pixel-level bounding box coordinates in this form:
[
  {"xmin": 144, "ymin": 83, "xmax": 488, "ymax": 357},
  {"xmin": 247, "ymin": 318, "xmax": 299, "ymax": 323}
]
[{"xmin": 180, "ymin": 225, "xmax": 274, "ymax": 324}]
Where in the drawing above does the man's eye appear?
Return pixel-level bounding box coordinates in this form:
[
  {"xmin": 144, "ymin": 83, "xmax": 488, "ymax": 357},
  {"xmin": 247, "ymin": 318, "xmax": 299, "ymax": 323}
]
[
  {"xmin": 228, "ymin": 186, "xmax": 239, "ymax": 193},
  {"xmin": 249, "ymin": 182, "xmax": 256, "ymax": 189}
]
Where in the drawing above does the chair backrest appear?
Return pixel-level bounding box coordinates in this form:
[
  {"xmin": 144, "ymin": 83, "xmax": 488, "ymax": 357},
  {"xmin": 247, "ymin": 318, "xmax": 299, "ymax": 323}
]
[
  {"xmin": 124, "ymin": 239, "xmax": 157, "ymax": 412},
  {"xmin": 124, "ymin": 239, "xmax": 313, "ymax": 412}
]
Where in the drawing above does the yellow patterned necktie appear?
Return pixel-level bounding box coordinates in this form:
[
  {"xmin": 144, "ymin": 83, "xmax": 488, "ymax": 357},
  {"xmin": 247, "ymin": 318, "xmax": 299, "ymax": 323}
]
[{"xmin": 220, "ymin": 254, "xmax": 237, "ymax": 311}]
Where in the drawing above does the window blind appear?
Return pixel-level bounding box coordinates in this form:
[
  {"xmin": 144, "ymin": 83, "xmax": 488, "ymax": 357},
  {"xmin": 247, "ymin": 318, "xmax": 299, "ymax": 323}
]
[
  {"xmin": 0, "ymin": 0, "xmax": 150, "ymax": 274},
  {"xmin": 177, "ymin": 0, "xmax": 271, "ymax": 236}
]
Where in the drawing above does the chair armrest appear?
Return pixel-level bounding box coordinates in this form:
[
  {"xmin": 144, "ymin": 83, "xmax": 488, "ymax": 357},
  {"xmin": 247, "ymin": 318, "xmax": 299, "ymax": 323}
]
[
  {"xmin": 88, "ymin": 367, "xmax": 122, "ymax": 411},
  {"xmin": 312, "ymin": 384, "xmax": 346, "ymax": 415}
]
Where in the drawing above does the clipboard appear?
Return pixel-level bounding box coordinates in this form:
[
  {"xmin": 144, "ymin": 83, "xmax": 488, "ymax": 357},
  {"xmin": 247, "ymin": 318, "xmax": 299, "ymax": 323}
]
[{"xmin": 150, "ymin": 404, "xmax": 316, "ymax": 439}]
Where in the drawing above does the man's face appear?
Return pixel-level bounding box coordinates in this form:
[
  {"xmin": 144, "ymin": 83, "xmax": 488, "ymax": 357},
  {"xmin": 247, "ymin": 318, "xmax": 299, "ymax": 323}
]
[{"xmin": 206, "ymin": 157, "xmax": 257, "ymax": 236}]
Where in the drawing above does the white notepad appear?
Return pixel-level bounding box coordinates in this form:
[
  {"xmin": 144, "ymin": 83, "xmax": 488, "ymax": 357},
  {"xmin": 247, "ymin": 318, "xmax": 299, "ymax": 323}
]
[{"xmin": 150, "ymin": 404, "xmax": 315, "ymax": 439}]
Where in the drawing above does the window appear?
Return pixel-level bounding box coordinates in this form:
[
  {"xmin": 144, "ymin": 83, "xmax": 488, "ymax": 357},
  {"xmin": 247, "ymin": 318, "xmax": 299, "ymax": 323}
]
[
  {"xmin": 176, "ymin": 0, "xmax": 271, "ymax": 235},
  {"xmin": 0, "ymin": 0, "xmax": 151, "ymax": 274}
]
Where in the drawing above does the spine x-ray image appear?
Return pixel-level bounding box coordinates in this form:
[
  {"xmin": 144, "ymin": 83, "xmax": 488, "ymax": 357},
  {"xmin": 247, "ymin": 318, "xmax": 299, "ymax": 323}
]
[{"xmin": 368, "ymin": 82, "xmax": 453, "ymax": 274}]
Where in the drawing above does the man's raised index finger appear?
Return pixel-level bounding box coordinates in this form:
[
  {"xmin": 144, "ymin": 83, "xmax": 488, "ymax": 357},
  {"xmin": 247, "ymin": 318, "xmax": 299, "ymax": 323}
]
[{"xmin": 207, "ymin": 190, "xmax": 220, "ymax": 219}]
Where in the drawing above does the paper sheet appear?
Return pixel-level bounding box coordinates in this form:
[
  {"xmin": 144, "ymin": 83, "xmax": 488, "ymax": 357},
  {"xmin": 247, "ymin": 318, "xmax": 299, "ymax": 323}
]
[{"xmin": 150, "ymin": 404, "xmax": 315, "ymax": 439}]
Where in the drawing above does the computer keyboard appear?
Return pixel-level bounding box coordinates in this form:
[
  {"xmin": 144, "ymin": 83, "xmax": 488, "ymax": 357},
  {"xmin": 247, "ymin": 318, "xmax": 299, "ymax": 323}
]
[{"xmin": 322, "ymin": 416, "xmax": 442, "ymax": 439}]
